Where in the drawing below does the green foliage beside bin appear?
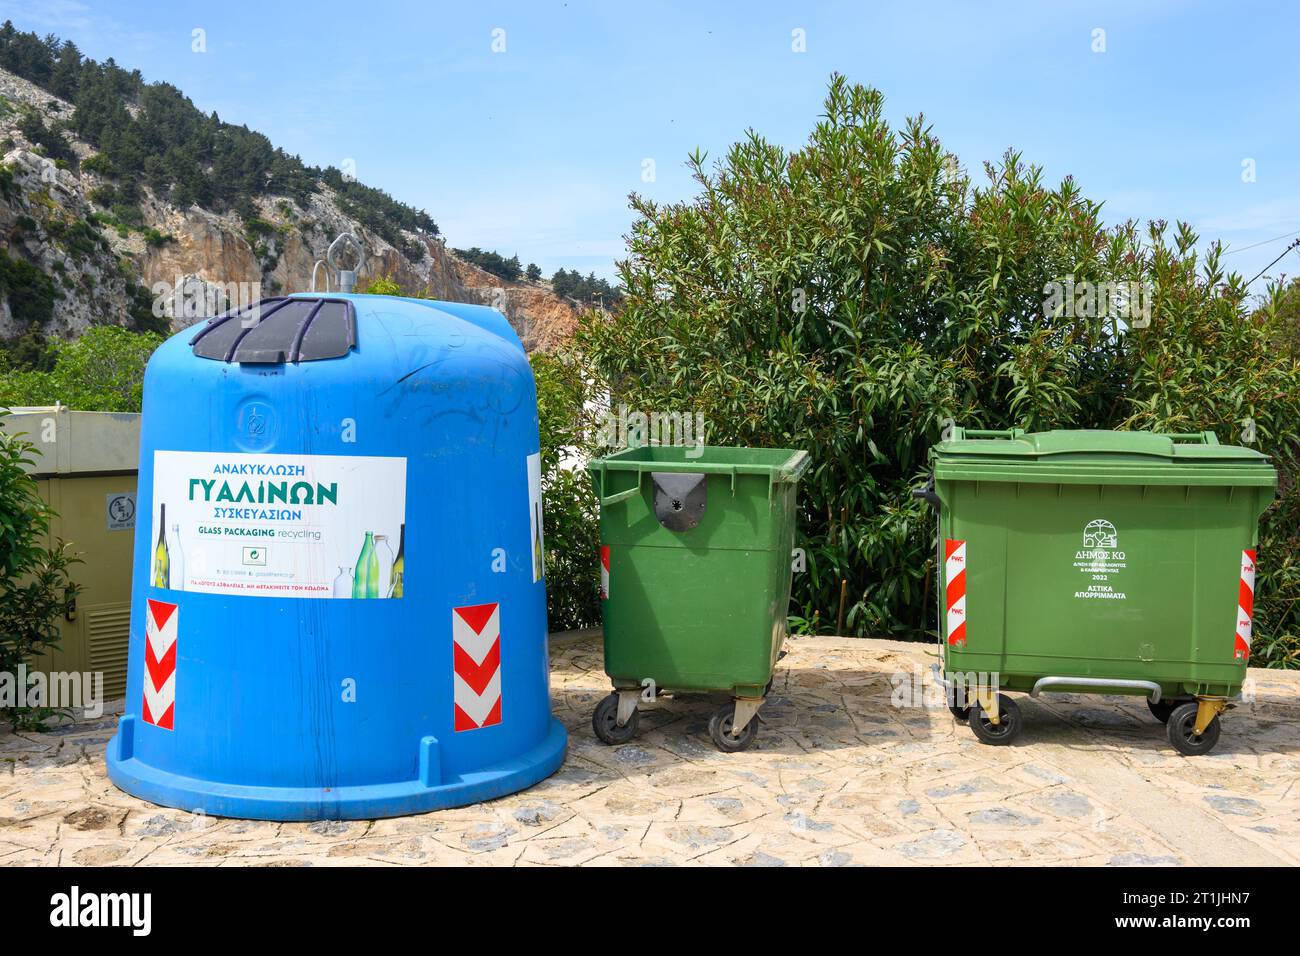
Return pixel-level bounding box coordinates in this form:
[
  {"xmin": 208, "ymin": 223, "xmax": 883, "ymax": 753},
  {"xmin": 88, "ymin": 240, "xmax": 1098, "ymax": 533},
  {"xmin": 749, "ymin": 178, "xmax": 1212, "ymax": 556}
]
[
  {"xmin": 0, "ymin": 326, "xmax": 162, "ymax": 413},
  {"xmin": 0, "ymin": 425, "xmax": 78, "ymax": 728},
  {"xmin": 531, "ymin": 351, "xmax": 602, "ymax": 631},
  {"xmin": 576, "ymin": 75, "xmax": 1300, "ymax": 665}
]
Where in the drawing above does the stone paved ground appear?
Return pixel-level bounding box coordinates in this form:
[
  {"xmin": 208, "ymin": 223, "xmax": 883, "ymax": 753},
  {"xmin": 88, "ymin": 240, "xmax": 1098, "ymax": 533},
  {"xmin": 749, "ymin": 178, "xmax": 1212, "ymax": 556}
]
[{"xmin": 1, "ymin": 634, "xmax": 1297, "ymax": 867}]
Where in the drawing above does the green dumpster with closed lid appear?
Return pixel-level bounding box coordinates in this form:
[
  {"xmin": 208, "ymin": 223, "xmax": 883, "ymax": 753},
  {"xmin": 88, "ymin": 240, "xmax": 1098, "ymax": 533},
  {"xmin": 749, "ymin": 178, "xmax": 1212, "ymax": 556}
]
[
  {"xmin": 588, "ymin": 444, "xmax": 810, "ymax": 752},
  {"xmin": 917, "ymin": 427, "xmax": 1276, "ymax": 755}
]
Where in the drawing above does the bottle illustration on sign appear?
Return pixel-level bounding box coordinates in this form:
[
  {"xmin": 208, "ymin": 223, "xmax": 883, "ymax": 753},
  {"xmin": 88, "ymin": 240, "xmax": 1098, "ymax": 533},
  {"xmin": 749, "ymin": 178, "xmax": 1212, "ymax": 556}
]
[
  {"xmin": 533, "ymin": 501, "xmax": 544, "ymax": 581},
  {"xmin": 332, "ymin": 566, "xmax": 353, "ymax": 598},
  {"xmin": 169, "ymin": 522, "xmax": 186, "ymax": 591},
  {"xmin": 352, "ymin": 532, "xmax": 380, "ymax": 598},
  {"xmin": 375, "ymin": 534, "xmax": 395, "ymax": 599},
  {"xmin": 389, "ymin": 524, "xmax": 405, "ymax": 598},
  {"xmin": 153, "ymin": 503, "xmax": 170, "ymax": 589}
]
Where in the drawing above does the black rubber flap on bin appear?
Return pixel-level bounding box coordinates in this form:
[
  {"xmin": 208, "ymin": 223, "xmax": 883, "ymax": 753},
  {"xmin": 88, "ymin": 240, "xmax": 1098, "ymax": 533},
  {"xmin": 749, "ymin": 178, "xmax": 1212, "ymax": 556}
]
[
  {"xmin": 651, "ymin": 472, "xmax": 707, "ymax": 531},
  {"xmin": 189, "ymin": 297, "xmax": 357, "ymax": 363}
]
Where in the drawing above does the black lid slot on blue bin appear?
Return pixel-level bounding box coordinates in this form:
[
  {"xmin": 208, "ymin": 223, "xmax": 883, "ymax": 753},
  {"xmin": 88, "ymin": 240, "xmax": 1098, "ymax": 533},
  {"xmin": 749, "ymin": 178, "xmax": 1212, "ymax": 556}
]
[{"xmin": 189, "ymin": 297, "xmax": 357, "ymax": 363}]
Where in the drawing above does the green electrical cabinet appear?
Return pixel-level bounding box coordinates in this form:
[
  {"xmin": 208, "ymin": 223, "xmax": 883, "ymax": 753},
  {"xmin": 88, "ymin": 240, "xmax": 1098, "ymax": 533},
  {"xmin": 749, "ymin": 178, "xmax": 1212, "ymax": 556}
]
[
  {"xmin": 919, "ymin": 427, "xmax": 1276, "ymax": 755},
  {"xmin": 588, "ymin": 445, "xmax": 809, "ymax": 751},
  {"xmin": 2, "ymin": 407, "xmax": 139, "ymax": 702}
]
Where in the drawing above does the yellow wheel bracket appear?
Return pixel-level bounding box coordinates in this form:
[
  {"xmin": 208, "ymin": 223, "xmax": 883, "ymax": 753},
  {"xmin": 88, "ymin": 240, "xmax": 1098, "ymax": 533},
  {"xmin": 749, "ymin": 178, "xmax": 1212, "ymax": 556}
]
[
  {"xmin": 1193, "ymin": 698, "xmax": 1227, "ymax": 736},
  {"xmin": 975, "ymin": 689, "xmax": 1000, "ymax": 726}
]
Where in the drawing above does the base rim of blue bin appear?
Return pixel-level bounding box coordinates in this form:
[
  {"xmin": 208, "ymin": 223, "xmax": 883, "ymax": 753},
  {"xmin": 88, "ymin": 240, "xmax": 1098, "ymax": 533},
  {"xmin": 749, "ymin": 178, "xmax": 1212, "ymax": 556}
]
[{"xmin": 105, "ymin": 718, "xmax": 568, "ymax": 821}]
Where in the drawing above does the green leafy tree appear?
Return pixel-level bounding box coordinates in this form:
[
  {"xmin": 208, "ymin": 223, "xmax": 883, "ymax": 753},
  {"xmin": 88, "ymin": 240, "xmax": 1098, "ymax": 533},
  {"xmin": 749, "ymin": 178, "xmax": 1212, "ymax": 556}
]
[
  {"xmin": 551, "ymin": 268, "xmax": 623, "ymax": 306},
  {"xmin": 359, "ymin": 273, "xmax": 404, "ymax": 296},
  {"xmin": 531, "ymin": 351, "xmax": 601, "ymax": 630},
  {"xmin": 0, "ymin": 21, "xmax": 438, "ymax": 260},
  {"xmin": 0, "ymin": 424, "xmax": 78, "ymax": 728},
  {"xmin": 17, "ymin": 108, "xmax": 77, "ymax": 167},
  {"xmin": 1246, "ymin": 279, "xmax": 1300, "ymax": 666},
  {"xmin": 0, "ymin": 249, "xmax": 57, "ymax": 328},
  {"xmin": 455, "ymin": 247, "xmax": 524, "ymax": 282},
  {"xmin": 0, "ymin": 326, "xmax": 162, "ymax": 412}
]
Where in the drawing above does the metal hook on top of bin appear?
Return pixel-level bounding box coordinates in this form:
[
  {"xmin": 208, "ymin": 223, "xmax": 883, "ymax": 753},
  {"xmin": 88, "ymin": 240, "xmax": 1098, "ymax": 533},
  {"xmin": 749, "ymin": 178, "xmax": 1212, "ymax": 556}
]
[{"xmin": 310, "ymin": 232, "xmax": 365, "ymax": 294}]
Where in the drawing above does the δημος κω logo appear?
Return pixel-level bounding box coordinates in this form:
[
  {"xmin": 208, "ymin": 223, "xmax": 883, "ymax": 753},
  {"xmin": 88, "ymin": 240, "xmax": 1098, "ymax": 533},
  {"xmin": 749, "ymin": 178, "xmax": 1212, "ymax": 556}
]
[{"xmin": 1082, "ymin": 519, "xmax": 1117, "ymax": 549}]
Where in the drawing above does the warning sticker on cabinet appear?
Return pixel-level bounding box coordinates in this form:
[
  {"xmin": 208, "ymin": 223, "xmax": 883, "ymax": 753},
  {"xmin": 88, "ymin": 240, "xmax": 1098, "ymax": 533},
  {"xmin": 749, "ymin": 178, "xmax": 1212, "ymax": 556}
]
[
  {"xmin": 150, "ymin": 451, "xmax": 407, "ymax": 599},
  {"xmin": 1072, "ymin": 518, "xmax": 1127, "ymax": 600}
]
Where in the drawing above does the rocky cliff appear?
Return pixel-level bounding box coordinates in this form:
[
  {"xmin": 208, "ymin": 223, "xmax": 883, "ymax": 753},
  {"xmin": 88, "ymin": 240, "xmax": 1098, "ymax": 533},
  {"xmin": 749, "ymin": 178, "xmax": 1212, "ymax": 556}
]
[{"xmin": 0, "ymin": 66, "xmax": 578, "ymax": 351}]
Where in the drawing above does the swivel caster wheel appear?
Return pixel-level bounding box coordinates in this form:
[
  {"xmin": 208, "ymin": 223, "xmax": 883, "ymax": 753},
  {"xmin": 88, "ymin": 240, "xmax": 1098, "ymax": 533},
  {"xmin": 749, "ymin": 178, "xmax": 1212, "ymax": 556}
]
[
  {"xmin": 592, "ymin": 692, "xmax": 639, "ymax": 745},
  {"xmin": 968, "ymin": 694, "xmax": 1022, "ymax": 745},
  {"xmin": 1167, "ymin": 701, "xmax": 1222, "ymax": 756},
  {"xmin": 708, "ymin": 702, "xmax": 759, "ymax": 752}
]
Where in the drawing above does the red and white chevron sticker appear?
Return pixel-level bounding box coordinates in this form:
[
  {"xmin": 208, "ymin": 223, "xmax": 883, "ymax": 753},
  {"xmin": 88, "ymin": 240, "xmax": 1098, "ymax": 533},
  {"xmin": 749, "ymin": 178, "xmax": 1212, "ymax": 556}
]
[
  {"xmin": 143, "ymin": 598, "xmax": 177, "ymax": 730},
  {"xmin": 600, "ymin": 545, "xmax": 610, "ymax": 601},
  {"xmin": 1235, "ymin": 549, "xmax": 1256, "ymax": 661},
  {"xmin": 945, "ymin": 539, "xmax": 967, "ymax": 648},
  {"xmin": 453, "ymin": 602, "xmax": 502, "ymax": 731}
]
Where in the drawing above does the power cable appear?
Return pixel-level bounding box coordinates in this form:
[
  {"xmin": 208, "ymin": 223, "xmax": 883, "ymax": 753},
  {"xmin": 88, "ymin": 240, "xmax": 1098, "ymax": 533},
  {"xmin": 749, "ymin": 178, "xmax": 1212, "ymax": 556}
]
[{"xmin": 1244, "ymin": 238, "xmax": 1300, "ymax": 286}]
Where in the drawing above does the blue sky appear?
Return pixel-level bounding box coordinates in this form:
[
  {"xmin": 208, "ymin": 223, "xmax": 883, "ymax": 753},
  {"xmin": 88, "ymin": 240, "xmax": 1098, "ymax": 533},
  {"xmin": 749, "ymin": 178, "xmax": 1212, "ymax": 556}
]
[{"xmin": 7, "ymin": 0, "xmax": 1299, "ymax": 289}]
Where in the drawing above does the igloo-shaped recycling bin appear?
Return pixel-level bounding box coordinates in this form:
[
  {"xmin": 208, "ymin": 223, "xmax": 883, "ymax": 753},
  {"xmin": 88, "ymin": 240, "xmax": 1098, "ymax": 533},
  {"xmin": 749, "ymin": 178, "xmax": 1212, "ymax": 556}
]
[{"xmin": 106, "ymin": 294, "xmax": 566, "ymax": 820}]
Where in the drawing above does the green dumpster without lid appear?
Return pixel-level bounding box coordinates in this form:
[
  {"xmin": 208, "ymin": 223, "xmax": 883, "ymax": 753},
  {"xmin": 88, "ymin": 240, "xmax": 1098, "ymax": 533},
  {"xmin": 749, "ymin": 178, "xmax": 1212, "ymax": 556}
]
[{"xmin": 588, "ymin": 444, "xmax": 809, "ymax": 751}]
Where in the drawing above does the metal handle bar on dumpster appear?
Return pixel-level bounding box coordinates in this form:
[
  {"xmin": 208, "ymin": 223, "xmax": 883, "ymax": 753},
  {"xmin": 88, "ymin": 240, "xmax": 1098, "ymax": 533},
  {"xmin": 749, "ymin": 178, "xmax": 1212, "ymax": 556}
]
[{"xmin": 1031, "ymin": 676, "xmax": 1162, "ymax": 704}]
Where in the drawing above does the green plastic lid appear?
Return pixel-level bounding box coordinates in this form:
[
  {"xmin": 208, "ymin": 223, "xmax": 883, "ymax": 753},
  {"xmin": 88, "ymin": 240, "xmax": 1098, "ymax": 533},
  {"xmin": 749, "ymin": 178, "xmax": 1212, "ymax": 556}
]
[
  {"xmin": 933, "ymin": 428, "xmax": 1275, "ymax": 488},
  {"xmin": 936, "ymin": 428, "xmax": 1268, "ymax": 462}
]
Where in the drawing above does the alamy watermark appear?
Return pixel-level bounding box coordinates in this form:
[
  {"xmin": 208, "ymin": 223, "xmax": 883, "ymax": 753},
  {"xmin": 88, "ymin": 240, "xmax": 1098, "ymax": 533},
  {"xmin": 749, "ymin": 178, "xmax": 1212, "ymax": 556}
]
[
  {"xmin": 596, "ymin": 403, "xmax": 706, "ymax": 458},
  {"xmin": 1043, "ymin": 275, "xmax": 1153, "ymax": 330},
  {"xmin": 152, "ymin": 276, "xmax": 262, "ymax": 325},
  {"xmin": 1, "ymin": 666, "xmax": 104, "ymax": 719},
  {"xmin": 891, "ymin": 665, "xmax": 1001, "ymax": 710}
]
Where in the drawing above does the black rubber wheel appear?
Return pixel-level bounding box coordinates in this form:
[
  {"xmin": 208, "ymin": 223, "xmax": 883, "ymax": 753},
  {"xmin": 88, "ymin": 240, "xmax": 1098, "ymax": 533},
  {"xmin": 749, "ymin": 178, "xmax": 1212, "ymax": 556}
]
[
  {"xmin": 968, "ymin": 694, "xmax": 1022, "ymax": 745},
  {"xmin": 948, "ymin": 703, "xmax": 972, "ymax": 722},
  {"xmin": 1166, "ymin": 701, "xmax": 1221, "ymax": 756},
  {"xmin": 708, "ymin": 703, "xmax": 759, "ymax": 752},
  {"xmin": 592, "ymin": 693, "xmax": 638, "ymax": 745},
  {"xmin": 1147, "ymin": 698, "xmax": 1178, "ymax": 723}
]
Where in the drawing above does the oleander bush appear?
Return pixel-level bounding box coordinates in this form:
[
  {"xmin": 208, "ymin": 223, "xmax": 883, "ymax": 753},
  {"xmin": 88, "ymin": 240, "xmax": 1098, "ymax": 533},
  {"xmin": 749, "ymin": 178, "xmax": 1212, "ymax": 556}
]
[{"xmin": 531, "ymin": 351, "xmax": 602, "ymax": 631}]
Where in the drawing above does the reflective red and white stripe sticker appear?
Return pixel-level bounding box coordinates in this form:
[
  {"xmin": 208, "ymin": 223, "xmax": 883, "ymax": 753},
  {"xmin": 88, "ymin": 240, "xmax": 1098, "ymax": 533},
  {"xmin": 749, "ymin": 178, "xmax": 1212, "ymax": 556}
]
[
  {"xmin": 1235, "ymin": 549, "xmax": 1256, "ymax": 661},
  {"xmin": 453, "ymin": 602, "xmax": 502, "ymax": 731},
  {"xmin": 945, "ymin": 539, "xmax": 967, "ymax": 648},
  {"xmin": 143, "ymin": 598, "xmax": 178, "ymax": 730},
  {"xmin": 600, "ymin": 546, "xmax": 610, "ymax": 600}
]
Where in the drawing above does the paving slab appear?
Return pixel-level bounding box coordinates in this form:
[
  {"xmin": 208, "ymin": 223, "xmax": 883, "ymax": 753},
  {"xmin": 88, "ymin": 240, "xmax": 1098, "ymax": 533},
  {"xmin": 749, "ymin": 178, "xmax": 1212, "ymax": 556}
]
[{"xmin": 1, "ymin": 634, "xmax": 1297, "ymax": 866}]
